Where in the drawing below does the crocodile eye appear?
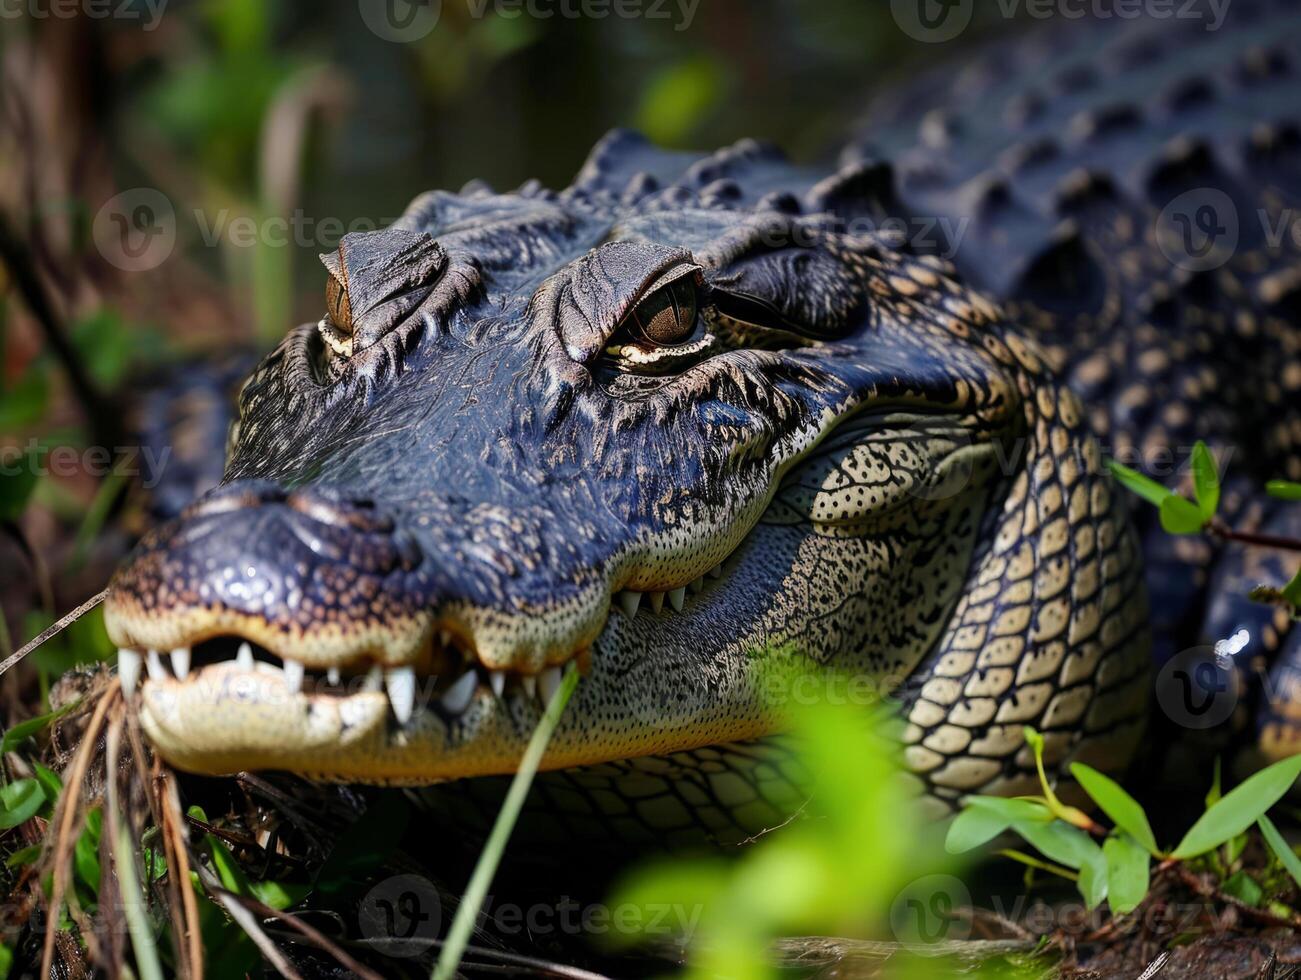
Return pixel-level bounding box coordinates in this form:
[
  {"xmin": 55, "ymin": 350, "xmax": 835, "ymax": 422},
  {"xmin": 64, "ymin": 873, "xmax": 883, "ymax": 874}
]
[{"xmin": 628, "ymin": 275, "xmax": 698, "ymax": 347}]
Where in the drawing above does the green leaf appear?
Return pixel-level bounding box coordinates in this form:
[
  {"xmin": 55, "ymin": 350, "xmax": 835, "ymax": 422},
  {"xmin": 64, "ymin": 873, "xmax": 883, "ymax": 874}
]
[
  {"xmin": 946, "ymin": 804, "xmax": 1015, "ymax": 854},
  {"xmin": 1108, "ymin": 461, "xmax": 1174, "ymax": 508},
  {"xmin": 1282, "ymin": 567, "xmax": 1301, "ymax": 608},
  {"xmin": 1266, "ymin": 480, "xmax": 1301, "ymax": 501},
  {"xmin": 1015, "ymin": 817, "xmax": 1110, "ymax": 909},
  {"xmin": 1221, "ymin": 870, "xmax": 1263, "ymax": 907},
  {"xmin": 1013, "ymin": 819, "xmax": 1103, "ymax": 874},
  {"xmin": 962, "ymin": 796, "xmax": 1054, "ymax": 825},
  {"xmin": 1159, "ymin": 495, "xmax": 1207, "ymax": 535},
  {"xmin": 4, "ymin": 845, "xmax": 42, "ymax": 869},
  {"xmin": 1191, "ymin": 442, "xmax": 1221, "ymax": 520},
  {"xmin": 1070, "ymin": 764, "xmax": 1160, "ymax": 856},
  {"xmin": 75, "ymin": 811, "xmax": 102, "ymax": 895},
  {"xmin": 189, "ymin": 811, "xmax": 253, "ymax": 897},
  {"xmin": 1078, "ymin": 854, "xmax": 1109, "ymax": 910},
  {"xmin": 1, "ymin": 701, "xmax": 77, "ymax": 755},
  {"xmin": 250, "ymin": 880, "xmax": 310, "ymax": 911},
  {"xmin": 1258, "ymin": 814, "xmax": 1301, "ymax": 891},
  {"xmin": 1206, "ymin": 757, "xmax": 1223, "ymax": 809},
  {"xmin": 1103, "ymin": 834, "xmax": 1150, "ymax": 915},
  {"xmin": 0, "ymin": 779, "xmax": 45, "ymax": 829},
  {"xmin": 1172, "ymin": 755, "xmax": 1301, "ymax": 859},
  {"xmin": 0, "ymin": 941, "xmax": 11, "ymax": 980},
  {"xmin": 31, "ymin": 762, "xmax": 62, "ymax": 806}
]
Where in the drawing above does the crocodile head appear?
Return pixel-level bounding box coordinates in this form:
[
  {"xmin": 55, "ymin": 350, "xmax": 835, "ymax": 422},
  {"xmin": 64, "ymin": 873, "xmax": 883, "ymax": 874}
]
[{"xmin": 105, "ymin": 133, "xmax": 1145, "ymax": 798}]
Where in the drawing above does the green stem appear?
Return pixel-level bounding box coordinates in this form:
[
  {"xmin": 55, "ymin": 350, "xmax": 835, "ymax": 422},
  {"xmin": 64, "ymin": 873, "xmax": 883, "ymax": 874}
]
[
  {"xmin": 998, "ymin": 849, "xmax": 1079, "ymax": 883},
  {"xmin": 432, "ymin": 664, "xmax": 580, "ymax": 980}
]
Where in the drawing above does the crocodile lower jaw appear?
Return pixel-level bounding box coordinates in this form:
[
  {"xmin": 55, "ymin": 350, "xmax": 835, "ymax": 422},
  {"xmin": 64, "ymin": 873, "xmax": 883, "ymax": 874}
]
[{"xmin": 134, "ymin": 660, "xmax": 565, "ymax": 783}]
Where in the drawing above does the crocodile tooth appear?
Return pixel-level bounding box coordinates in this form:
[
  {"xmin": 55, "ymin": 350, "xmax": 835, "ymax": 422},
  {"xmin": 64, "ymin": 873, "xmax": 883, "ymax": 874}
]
[
  {"xmin": 439, "ymin": 629, "xmax": 452, "ymax": 648},
  {"xmin": 538, "ymin": 666, "xmax": 563, "ymax": 705},
  {"xmin": 118, "ymin": 649, "xmax": 141, "ymax": 693},
  {"xmin": 327, "ymin": 667, "xmax": 341, "ymax": 686},
  {"xmin": 668, "ymin": 587, "xmax": 686, "ymax": 612},
  {"xmin": 283, "ymin": 659, "xmax": 304, "ymax": 694},
  {"xmin": 489, "ymin": 670, "xmax": 506, "ymax": 698},
  {"xmin": 169, "ymin": 647, "xmax": 191, "ymax": 680},
  {"xmin": 688, "ymin": 577, "xmax": 705, "ymax": 594},
  {"xmin": 618, "ymin": 590, "xmax": 642, "ymax": 618},
  {"xmin": 442, "ymin": 670, "xmax": 478, "ymax": 715},
  {"xmin": 648, "ymin": 592, "xmax": 665, "ymax": 614},
  {"xmin": 385, "ymin": 667, "xmax": 416, "ymax": 725},
  {"xmin": 236, "ymin": 642, "xmax": 254, "ymax": 671},
  {"xmin": 146, "ymin": 649, "xmax": 166, "ymax": 682},
  {"xmin": 708, "ymin": 564, "xmax": 723, "ymax": 579},
  {"xmin": 363, "ymin": 664, "xmax": 383, "ymax": 693},
  {"xmin": 520, "ymin": 675, "xmax": 537, "ymax": 699}
]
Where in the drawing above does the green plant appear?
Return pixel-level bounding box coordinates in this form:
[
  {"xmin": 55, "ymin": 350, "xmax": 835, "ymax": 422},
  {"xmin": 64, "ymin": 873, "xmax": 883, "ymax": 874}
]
[
  {"xmin": 1109, "ymin": 440, "xmax": 1301, "ymax": 616},
  {"xmin": 947, "ymin": 726, "xmax": 1301, "ymax": 920},
  {"xmin": 610, "ymin": 691, "xmax": 1037, "ymax": 980}
]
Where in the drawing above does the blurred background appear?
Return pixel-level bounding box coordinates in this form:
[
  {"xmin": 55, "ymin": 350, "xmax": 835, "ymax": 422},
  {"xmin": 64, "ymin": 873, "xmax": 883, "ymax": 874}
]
[{"xmin": 0, "ymin": 0, "xmax": 984, "ymax": 692}]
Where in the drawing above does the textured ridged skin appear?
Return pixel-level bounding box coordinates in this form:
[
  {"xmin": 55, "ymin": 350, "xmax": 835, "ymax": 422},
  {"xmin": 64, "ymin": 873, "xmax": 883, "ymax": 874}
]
[
  {"xmin": 852, "ymin": 1, "xmax": 1301, "ymax": 773},
  {"xmin": 103, "ymin": 6, "xmax": 1299, "ymax": 842}
]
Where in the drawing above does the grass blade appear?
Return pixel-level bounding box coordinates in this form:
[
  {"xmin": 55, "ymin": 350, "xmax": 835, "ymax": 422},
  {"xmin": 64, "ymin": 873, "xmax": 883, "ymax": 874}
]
[
  {"xmin": 1258, "ymin": 814, "xmax": 1301, "ymax": 890},
  {"xmin": 1172, "ymin": 755, "xmax": 1301, "ymax": 859},
  {"xmin": 432, "ymin": 663, "xmax": 580, "ymax": 980},
  {"xmin": 111, "ymin": 810, "xmax": 165, "ymax": 980}
]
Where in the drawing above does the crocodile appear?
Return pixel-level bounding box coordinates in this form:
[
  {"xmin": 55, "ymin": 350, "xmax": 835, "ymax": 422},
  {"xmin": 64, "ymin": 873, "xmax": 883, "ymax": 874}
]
[{"xmin": 103, "ymin": 5, "xmax": 1301, "ymax": 843}]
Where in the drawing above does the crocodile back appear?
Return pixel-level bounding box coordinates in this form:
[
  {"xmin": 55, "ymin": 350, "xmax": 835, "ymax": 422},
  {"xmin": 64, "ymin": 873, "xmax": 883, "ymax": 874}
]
[{"xmin": 846, "ymin": 3, "xmax": 1301, "ymax": 759}]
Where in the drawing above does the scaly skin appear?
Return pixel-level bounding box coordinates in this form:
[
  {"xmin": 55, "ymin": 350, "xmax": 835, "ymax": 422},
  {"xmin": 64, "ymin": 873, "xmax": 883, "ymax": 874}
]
[{"xmin": 105, "ymin": 7, "xmax": 1301, "ymax": 842}]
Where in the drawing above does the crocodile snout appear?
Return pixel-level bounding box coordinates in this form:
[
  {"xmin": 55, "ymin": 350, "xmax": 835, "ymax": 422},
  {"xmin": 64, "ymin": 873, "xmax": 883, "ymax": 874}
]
[{"xmin": 104, "ymin": 479, "xmax": 435, "ymax": 670}]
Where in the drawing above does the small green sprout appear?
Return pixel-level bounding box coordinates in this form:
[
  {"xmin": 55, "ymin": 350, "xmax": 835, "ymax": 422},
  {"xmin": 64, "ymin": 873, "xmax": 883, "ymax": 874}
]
[{"xmin": 949, "ymin": 728, "xmax": 1301, "ymax": 919}]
